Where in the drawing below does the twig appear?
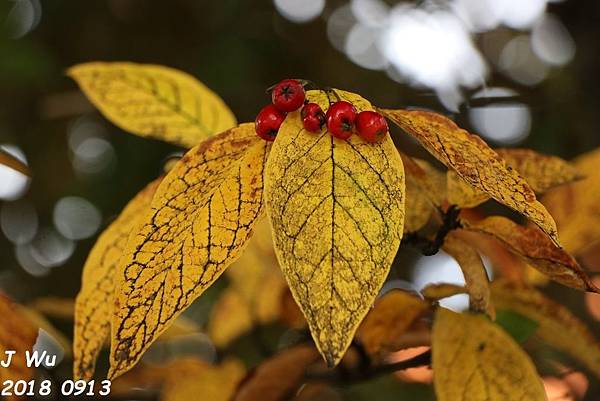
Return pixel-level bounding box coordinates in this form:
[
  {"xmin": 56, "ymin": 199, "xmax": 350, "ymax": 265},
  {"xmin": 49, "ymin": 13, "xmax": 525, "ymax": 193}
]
[
  {"xmin": 305, "ymin": 350, "xmax": 431, "ymax": 384},
  {"xmin": 402, "ymin": 206, "xmax": 462, "ymax": 255}
]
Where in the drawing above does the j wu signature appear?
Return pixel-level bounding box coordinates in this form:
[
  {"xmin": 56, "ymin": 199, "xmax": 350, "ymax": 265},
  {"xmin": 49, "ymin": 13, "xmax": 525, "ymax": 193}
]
[{"xmin": 1, "ymin": 349, "xmax": 57, "ymax": 368}]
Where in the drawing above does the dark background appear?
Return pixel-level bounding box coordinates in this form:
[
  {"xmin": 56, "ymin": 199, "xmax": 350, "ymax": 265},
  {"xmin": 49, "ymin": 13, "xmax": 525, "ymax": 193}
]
[{"xmin": 0, "ymin": 1, "xmax": 598, "ymax": 400}]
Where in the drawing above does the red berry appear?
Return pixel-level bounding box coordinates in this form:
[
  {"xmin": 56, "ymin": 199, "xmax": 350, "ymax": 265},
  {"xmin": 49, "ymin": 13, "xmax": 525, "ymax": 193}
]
[
  {"xmin": 301, "ymin": 103, "xmax": 325, "ymax": 132},
  {"xmin": 355, "ymin": 111, "xmax": 388, "ymax": 143},
  {"xmin": 326, "ymin": 101, "xmax": 356, "ymax": 140},
  {"xmin": 271, "ymin": 79, "xmax": 305, "ymax": 112},
  {"xmin": 255, "ymin": 104, "xmax": 286, "ymax": 141}
]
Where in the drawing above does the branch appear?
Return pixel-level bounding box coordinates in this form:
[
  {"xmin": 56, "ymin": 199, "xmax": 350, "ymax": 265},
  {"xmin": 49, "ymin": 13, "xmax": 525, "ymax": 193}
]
[
  {"xmin": 305, "ymin": 350, "xmax": 431, "ymax": 384},
  {"xmin": 402, "ymin": 206, "xmax": 462, "ymax": 255}
]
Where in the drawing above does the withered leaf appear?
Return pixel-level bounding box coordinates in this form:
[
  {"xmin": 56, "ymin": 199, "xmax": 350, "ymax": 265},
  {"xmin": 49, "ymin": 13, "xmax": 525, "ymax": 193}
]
[
  {"xmin": 0, "ymin": 294, "xmax": 38, "ymax": 401},
  {"xmin": 462, "ymin": 216, "xmax": 598, "ymax": 293},
  {"xmin": 443, "ymin": 231, "xmax": 492, "ymax": 315},
  {"xmin": 234, "ymin": 346, "xmax": 319, "ymax": 401},
  {"xmin": 380, "ymin": 108, "xmax": 559, "ymax": 245},
  {"xmin": 357, "ymin": 290, "xmax": 429, "ymax": 358}
]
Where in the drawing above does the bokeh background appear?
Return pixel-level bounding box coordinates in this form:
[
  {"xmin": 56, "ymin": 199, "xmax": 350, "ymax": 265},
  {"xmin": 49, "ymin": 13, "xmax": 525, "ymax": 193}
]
[{"xmin": 1, "ymin": 1, "xmax": 599, "ymax": 400}]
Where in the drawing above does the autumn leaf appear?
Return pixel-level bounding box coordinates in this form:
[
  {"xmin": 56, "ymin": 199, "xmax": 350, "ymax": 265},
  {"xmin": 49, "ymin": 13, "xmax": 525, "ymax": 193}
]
[
  {"xmin": 110, "ymin": 124, "xmax": 270, "ymax": 378},
  {"xmin": 0, "ymin": 294, "xmax": 38, "ymax": 401},
  {"xmin": 234, "ymin": 346, "xmax": 319, "ymax": 401},
  {"xmin": 29, "ymin": 296, "xmax": 75, "ymax": 320},
  {"xmin": 448, "ymin": 149, "xmax": 580, "ymax": 208},
  {"xmin": 401, "ymin": 154, "xmax": 445, "ymax": 232},
  {"xmin": 73, "ymin": 177, "xmax": 161, "ymax": 380},
  {"xmin": 543, "ymin": 147, "xmax": 600, "ymax": 255},
  {"xmin": 208, "ymin": 220, "xmax": 286, "ymax": 347},
  {"xmin": 357, "ymin": 290, "xmax": 429, "ymax": 358},
  {"xmin": 0, "ymin": 147, "xmax": 30, "ymax": 177},
  {"xmin": 421, "ymin": 283, "xmax": 467, "ymax": 301},
  {"xmin": 266, "ymin": 89, "xmax": 405, "ymax": 366},
  {"xmin": 461, "ymin": 216, "xmax": 598, "ymax": 293},
  {"xmin": 163, "ymin": 359, "xmax": 246, "ymax": 401},
  {"xmin": 380, "ymin": 108, "xmax": 559, "ymax": 245},
  {"xmin": 68, "ymin": 62, "xmax": 236, "ymax": 148},
  {"xmin": 492, "ymin": 280, "xmax": 600, "ymax": 378},
  {"xmin": 443, "ymin": 231, "xmax": 492, "ymax": 315},
  {"xmin": 432, "ymin": 308, "xmax": 547, "ymax": 401}
]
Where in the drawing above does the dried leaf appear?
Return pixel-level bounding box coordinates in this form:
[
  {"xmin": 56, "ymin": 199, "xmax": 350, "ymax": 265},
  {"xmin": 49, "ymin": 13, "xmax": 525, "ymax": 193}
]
[
  {"xmin": 432, "ymin": 308, "xmax": 546, "ymax": 401},
  {"xmin": 422, "ymin": 283, "xmax": 467, "ymax": 301},
  {"xmin": 543, "ymin": 147, "xmax": 600, "ymax": 254},
  {"xmin": 447, "ymin": 149, "xmax": 580, "ymax": 208},
  {"xmin": 208, "ymin": 220, "xmax": 286, "ymax": 347},
  {"xmin": 447, "ymin": 171, "xmax": 489, "ymax": 208},
  {"xmin": 68, "ymin": 62, "xmax": 236, "ymax": 148},
  {"xmin": 492, "ymin": 280, "xmax": 600, "ymax": 378},
  {"xmin": 443, "ymin": 231, "xmax": 492, "ymax": 315},
  {"xmin": 0, "ymin": 294, "xmax": 38, "ymax": 401},
  {"xmin": 0, "ymin": 147, "xmax": 30, "ymax": 177},
  {"xmin": 357, "ymin": 290, "xmax": 429, "ymax": 358},
  {"xmin": 73, "ymin": 177, "xmax": 161, "ymax": 380},
  {"xmin": 110, "ymin": 124, "xmax": 270, "ymax": 378},
  {"xmin": 163, "ymin": 359, "xmax": 246, "ymax": 401},
  {"xmin": 266, "ymin": 90, "xmax": 405, "ymax": 366},
  {"xmin": 234, "ymin": 346, "xmax": 319, "ymax": 401},
  {"xmin": 462, "ymin": 216, "xmax": 598, "ymax": 293},
  {"xmin": 381, "ymin": 108, "xmax": 559, "ymax": 245}
]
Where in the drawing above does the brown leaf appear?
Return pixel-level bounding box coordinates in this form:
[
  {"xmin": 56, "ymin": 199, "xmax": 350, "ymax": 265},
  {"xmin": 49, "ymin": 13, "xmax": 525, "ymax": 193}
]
[
  {"xmin": 462, "ymin": 216, "xmax": 598, "ymax": 293},
  {"xmin": 381, "ymin": 108, "xmax": 559, "ymax": 245},
  {"xmin": 0, "ymin": 294, "xmax": 38, "ymax": 401},
  {"xmin": 443, "ymin": 231, "xmax": 492, "ymax": 315},
  {"xmin": 234, "ymin": 346, "xmax": 319, "ymax": 401},
  {"xmin": 492, "ymin": 280, "xmax": 600, "ymax": 378},
  {"xmin": 357, "ymin": 290, "xmax": 429, "ymax": 358},
  {"xmin": 421, "ymin": 283, "xmax": 467, "ymax": 301},
  {"xmin": 0, "ymin": 147, "xmax": 30, "ymax": 177}
]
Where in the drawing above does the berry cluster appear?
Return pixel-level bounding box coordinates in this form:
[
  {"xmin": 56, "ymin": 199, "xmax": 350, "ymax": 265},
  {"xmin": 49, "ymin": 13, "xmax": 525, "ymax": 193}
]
[{"xmin": 254, "ymin": 80, "xmax": 388, "ymax": 143}]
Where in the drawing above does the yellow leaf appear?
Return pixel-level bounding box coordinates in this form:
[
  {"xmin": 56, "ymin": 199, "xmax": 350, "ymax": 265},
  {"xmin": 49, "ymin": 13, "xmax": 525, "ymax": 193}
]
[
  {"xmin": 491, "ymin": 280, "xmax": 600, "ymax": 379},
  {"xmin": 0, "ymin": 147, "xmax": 30, "ymax": 177},
  {"xmin": 432, "ymin": 308, "xmax": 547, "ymax": 401},
  {"xmin": 29, "ymin": 296, "xmax": 74, "ymax": 320},
  {"xmin": 380, "ymin": 108, "xmax": 559, "ymax": 245},
  {"xmin": 447, "ymin": 171, "xmax": 489, "ymax": 208},
  {"xmin": 266, "ymin": 90, "xmax": 405, "ymax": 366},
  {"xmin": 462, "ymin": 216, "xmax": 598, "ymax": 293},
  {"xmin": 447, "ymin": 149, "xmax": 580, "ymax": 208},
  {"xmin": 68, "ymin": 62, "xmax": 236, "ymax": 148},
  {"xmin": 73, "ymin": 177, "xmax": 161, "ymax": 380},
  {"xmin": 443, "ymin": 231, "xmax": 492, "ymax": 315},
  {"xmin": 401, "ymin": 154, "xmax": 445, "ymax": 232},
  {"xmin": 234, "ymin": 346, "xmax": 318, "ymax": 401},
  {"xmin": 16, "ymin": 306, "xmax": 72, "ymax": 358},
  {"xmin": 163, "ymin": 359, "xmax": 246, "ymax": 401},
  {"xmin": 110, "ymin": 124, "xmax": 270, "ymax": 378},
  {"xmin": 543, "ymin": 147, "xmax": 600, "ymax": 255},
  {"xmin": 0, "ymin": 294, "xmax": 38, "ymax": 401},
  {"xmin": 208, "ymin": 222, "xmax": 286, "ymax": 348},
  {"xmin": 357, "ymin": 290, "xmax": 429, "ymax": 358}
]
